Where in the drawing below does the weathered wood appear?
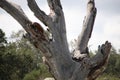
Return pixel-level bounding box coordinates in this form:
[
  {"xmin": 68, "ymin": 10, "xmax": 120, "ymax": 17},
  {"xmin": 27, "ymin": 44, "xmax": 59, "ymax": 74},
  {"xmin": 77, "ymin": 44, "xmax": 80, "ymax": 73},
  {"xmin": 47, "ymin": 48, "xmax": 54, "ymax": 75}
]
[
  {"xmin": 87, "ymin": 41, "xmax": 111, "ymax": 80},
  {"xmin": 27, "ymin": 0, "xmax": 76, "ymax": 80},
  {"xmin": 27, "ymin": 0, "xmax": 51, "ymax": 26},
  {"xmin": 47, "ymin": 0, "xmax": 62, "ymax": 16},
  {"xmin": 0, "ymin": 0, "xmax": 51, "ymax": 57},
  {"xmin": 0, "ymin": 0, "xmax": 32, "ymax": 30},
  {"xmin": 0, "ymin": 0, "xmax": 111, "ymax": 80},
  {"xmin": 73, "ymin": 0, "xmax": 97, "ymax": 60}
]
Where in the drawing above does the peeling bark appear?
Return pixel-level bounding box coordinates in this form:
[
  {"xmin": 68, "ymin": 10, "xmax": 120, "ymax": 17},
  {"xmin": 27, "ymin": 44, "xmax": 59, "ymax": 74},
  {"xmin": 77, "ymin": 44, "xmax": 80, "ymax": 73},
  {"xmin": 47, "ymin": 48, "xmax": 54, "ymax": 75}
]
[
  {"xmin": 73, "ymin": 0, "xmax": 97, "ymax": 60},
  {"xmin": 0, "ymin": 0, "xmax": 111, "ymax": 80}
]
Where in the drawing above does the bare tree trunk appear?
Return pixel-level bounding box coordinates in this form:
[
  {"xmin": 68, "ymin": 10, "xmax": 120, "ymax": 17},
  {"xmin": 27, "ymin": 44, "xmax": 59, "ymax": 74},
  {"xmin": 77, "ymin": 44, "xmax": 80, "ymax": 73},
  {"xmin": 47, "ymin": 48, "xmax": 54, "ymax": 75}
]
[{"xmin": 0, "ymin": 0, "xmax": 111, "ymax": 80}]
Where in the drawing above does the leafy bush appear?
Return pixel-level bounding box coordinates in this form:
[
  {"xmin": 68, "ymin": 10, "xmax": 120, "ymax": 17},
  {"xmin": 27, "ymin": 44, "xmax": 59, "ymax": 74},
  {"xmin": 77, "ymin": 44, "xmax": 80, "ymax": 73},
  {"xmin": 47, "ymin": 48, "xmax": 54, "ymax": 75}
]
[
  {"xmin": 23, "ymin": 69, "xmax": 40, "ymax": 80},
  {"xmin": 23, "ymin": 64, "xmax": 52, "ymax": 80},
  {"xmin": 0, "ymin": 29, "xmax": 40, "ymax": 80}
]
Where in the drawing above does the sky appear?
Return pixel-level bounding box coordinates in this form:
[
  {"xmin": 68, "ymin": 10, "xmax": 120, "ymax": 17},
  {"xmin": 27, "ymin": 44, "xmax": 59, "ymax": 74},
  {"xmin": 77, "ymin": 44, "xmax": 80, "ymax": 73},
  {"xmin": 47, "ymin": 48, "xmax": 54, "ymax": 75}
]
[{"xmin": 0, "ymin": 0, "xmax": 120, "ymax": 51}]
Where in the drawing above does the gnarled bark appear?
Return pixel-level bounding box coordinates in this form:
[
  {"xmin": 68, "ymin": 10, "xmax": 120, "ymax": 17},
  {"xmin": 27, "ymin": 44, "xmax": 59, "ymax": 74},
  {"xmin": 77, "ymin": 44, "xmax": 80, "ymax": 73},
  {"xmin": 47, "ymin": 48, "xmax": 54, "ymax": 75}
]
[{"xmin": 0, "ymin": 0, "xmax": 111, "ymax": 80}]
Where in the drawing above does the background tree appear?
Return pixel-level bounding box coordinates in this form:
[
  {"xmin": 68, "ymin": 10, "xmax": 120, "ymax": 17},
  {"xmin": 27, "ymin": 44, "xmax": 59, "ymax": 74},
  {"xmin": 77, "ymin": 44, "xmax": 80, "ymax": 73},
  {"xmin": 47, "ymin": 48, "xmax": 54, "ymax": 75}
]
[
  {"xmin": 0, "ymin": 29, "xmax": 40, "ymax": 80},
  {"xmin": 0, "ymin": 29, "xmax": 7, "ymax": 53},
  {"xmin": 0, "ymin": 29, "xmax": 52, "ymax": 80},
  {"xmin": 0, "ymin": 28, "xmax": 7, "ymax": 80},
  {"xmin": 0, "ymin": 0, "xmax": 111, "ymax": 80},
  {"xmin": 105, "ymin": 47, "xmax": 120, "ymax": 76}
]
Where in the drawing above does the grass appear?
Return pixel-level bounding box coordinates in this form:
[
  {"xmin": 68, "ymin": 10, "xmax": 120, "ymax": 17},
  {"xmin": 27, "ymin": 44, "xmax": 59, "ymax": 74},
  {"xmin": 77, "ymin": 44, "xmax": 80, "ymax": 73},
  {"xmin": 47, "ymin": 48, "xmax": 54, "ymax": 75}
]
[{"xmin": 97, "ymin": 74, "xmax": 120, "ymax": 80}]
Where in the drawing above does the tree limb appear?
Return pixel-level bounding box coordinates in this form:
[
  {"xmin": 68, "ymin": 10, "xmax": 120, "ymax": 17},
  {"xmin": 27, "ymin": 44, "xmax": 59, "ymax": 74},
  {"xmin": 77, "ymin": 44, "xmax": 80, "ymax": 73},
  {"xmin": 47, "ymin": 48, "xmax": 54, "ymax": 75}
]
[
  {"xmin": 70, "ymin": 41, "xmax": 111, "ymax": 80},
  {"xmin": 26, "ymin": 1, "xmax": 74, "ymax": 79},
  {"xmin": 0, "ymin": 0, "xmax": 32, "ymax": 30},
  {"xmin": 46, "ymin": 0, "xmax": 67, "ymax": 49},
  {"xmin": 77, "ymin": 0, "xmax": 96, "ymax": 52},
  {"xmin": 27, "ymin": 0, "xmax": 51, "ymax": 26},
  {"xmin": 0, "ymin": 0, "xmax": 51, "ymax": 57},
  {"xmin": 47, "ymin": 0, "xmax": 62, "ymax": 16},
  {"xmin": 87, "ymin": 41, "xmax": 111, "ymax": 80},
  {"xmin": 73, "ymin": 0, "xmax": 97, "ymax": 59}
]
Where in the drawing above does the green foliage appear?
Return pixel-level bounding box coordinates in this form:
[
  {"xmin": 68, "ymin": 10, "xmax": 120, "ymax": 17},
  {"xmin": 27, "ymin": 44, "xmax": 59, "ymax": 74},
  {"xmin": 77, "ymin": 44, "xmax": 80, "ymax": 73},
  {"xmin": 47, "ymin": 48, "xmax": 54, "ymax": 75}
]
[
  {"xmin": 23, "ymin": 64, "xmax": 52, "ymax": 80},
  {"xmin": 23, "ymin": 69, "xmax": 40, "ymax": 80},
  {"xmin": 105, "ymin": 53, "xmax": 120, "ymax": 76},
  {"xmin": 0, "ymin": 29, "xmax": 41, "ymax": 80},
  {"xmin": 0, "ymin": 29, "xmax": 7, "ymax": 54},
  {"xmin": 0, "ymin": 52, "xmax": 35, "ymax": 80},
  {"xmin": 39, "ymin": 64, "xmax": 52, "ymax": 78},
  {"xmin": 103, "ymin": 47, "xmax": 120, "ymax": 76},
  {"xmin": 0, "ymin": 29, "xmax": 7, "ymax": 44},
  {"xmin": 0, "ymin": 29, "xmax": 52, "ymax": 80},
  {"xmin": 97, "ymin": 74, "xmax": 120, "ymax": 80}
]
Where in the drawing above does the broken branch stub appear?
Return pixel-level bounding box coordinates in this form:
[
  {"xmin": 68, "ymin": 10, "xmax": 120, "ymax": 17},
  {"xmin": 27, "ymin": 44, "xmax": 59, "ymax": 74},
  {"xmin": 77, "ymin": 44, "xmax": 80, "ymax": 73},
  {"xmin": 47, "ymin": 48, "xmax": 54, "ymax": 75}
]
[{"xmin": 87, "ymin": 41, "xmax": 111, "ymax": 80}]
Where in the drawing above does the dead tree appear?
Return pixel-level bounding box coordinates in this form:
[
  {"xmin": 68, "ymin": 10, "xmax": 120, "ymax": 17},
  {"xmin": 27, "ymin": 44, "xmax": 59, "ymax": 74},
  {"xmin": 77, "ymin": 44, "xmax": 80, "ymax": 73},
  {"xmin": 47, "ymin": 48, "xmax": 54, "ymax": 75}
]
[{"xmin": 0, "ymin": 0, "xmax": 111, "ymax": 80}]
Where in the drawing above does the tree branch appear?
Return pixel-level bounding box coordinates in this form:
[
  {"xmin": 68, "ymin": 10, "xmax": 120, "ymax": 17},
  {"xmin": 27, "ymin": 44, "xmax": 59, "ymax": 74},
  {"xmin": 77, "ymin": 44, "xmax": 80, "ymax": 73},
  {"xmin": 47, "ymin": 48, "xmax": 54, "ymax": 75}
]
[
  {"xmin": 27, "ymin": 1, "xmax": 74, "ymax": 78},
  {"xmin": 27, "ymin": 0, "xmax": 51, "ymax": 26},
  {"xmin": 0, "ymin": 0, "xmax": 51, "ymax": 57},
  {"xmin": 87, "ymin": 41, "xmax": 111, "ymax": 80},
  {"xmin": 73, "ymin": 0, "xmax": 97, "ymax": 59},
  {"xmin": 0, "ymin": 0, "xmax": 32, "ymax": 30},
  {"xmin": 47, "ymin": 0, "xmax": 62, "ymax": 16},
  {"xmin": 77, "ymin": 0, "xmax": 96, "ymax": 52},
  {"xmin": 46, "ymin": 0, "xmax": 67, "ymax": 50}
]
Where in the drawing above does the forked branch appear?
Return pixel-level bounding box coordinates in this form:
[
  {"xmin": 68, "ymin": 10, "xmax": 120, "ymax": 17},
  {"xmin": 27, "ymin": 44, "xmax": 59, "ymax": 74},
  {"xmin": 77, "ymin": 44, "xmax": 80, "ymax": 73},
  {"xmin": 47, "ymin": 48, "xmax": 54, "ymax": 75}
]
[
  {"xmin": 0, "ymin": 0, "xmax": 51, "ymax": 57},
  {"xmin": 27, "ymin": 0, "xmax": 51, "ymax": 26}
]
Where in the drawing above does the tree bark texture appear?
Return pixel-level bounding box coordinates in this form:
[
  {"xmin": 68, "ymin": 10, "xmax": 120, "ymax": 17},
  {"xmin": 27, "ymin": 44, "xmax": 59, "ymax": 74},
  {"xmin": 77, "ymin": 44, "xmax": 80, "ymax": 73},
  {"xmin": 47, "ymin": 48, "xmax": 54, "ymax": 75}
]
[{"xmin": 0, "ymin": 0, "xmax": 111, "ymax": 80}]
